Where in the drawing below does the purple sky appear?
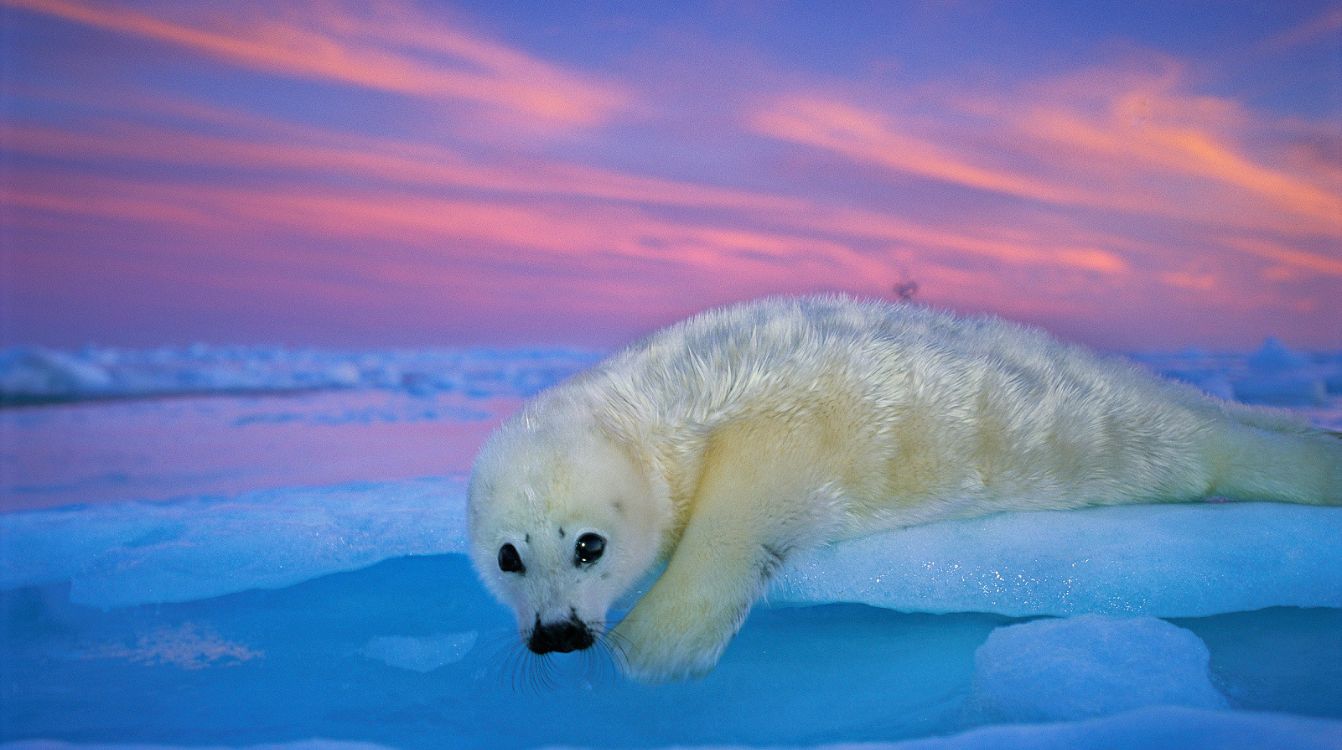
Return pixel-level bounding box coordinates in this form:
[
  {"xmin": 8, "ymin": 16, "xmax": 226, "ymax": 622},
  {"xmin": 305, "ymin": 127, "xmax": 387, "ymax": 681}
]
[{"xmin": 2, "ymin": 0, "xmax": 1340, "ymax": 351}]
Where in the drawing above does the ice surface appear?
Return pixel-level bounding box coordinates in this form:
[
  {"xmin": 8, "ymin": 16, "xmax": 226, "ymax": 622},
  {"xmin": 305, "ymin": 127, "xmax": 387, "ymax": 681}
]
[
  {"xmin": 4, "ymin": 707, "xmax": 1342, "ymax": 748},
  {"xmin": 3, "ymin": 342, "xmax": 1341, "ymax": 750},
  {"xmin": 0, "ymin": 478, "xmax": 467, "ymax": 607},
  {"xmin": 0, "ymin": 743, "xmax": 396, "ymax": 750},
  {"xmin": 772, "ymin": 502, "xmax": 1342, "ymax": 617},
  {"xmin": 6, "ymin": 482, "xmax": 1341, "ymax": 614},
  {"xmin": 967, "ymin": 615, "xmax": 1226, "ymax": 722},
  {"xmin": 0, "ymin": 345, "xmax": 600, "ymax": 404},
  {"xmin": 4, "ymin": 553, "xmax": 1341, "ymax": 749},
  {"xmin": 359, "ymin": 631, "xmax": 478, "ymax": 672},
  {"xmin": 855, "ymin": 707, "xmax": 1342, "ymax": 750}
]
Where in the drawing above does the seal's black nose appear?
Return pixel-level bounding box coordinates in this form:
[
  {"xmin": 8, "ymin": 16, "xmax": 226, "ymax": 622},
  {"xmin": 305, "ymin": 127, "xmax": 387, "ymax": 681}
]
[{"xmin": 528, "ymin": 618, "xmax": 595, "ymax": 654}]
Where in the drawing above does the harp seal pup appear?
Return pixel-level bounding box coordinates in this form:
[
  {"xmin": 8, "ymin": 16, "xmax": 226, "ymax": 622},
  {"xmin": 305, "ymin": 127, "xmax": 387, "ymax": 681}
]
[{"xmin": 467, "ymin": 295, "xmax": 1341, "ymax": 682}]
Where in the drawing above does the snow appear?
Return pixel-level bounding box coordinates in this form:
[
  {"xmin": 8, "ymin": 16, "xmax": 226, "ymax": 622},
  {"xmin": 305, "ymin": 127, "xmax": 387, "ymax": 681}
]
[
  {"xmin": 771, "ymin": 502, "xmax": 1342, "ymax": 617},
  {"xmin": 2, "ymin": 342, "xmax": 1341, "ymax": 749},
  {"xmin": 6, "ymin": 485, "xmax": 1341, "ymax": 614}
]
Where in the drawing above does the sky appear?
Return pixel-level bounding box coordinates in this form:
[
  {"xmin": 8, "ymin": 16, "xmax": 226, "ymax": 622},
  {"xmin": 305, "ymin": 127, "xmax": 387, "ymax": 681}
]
[{"xmin": 1, "ymin": 0, "xmax": 1340, "ymax": 351}]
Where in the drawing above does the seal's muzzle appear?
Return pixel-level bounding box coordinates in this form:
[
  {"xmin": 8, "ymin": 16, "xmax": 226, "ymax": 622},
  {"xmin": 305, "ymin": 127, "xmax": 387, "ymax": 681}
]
[{"xmin": 528, "ymin": 616, "xmax": 594, "ymax": 654}]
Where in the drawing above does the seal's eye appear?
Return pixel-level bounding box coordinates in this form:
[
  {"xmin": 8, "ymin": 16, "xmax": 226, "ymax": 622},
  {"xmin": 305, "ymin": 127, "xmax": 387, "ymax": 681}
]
[
  {"xmin": 574, "ymin": 533, "xmax": 606, "ymax": 566},
  {"xmin": 498, "ymin": 543, "xmax": 525, "ymax": 574}
]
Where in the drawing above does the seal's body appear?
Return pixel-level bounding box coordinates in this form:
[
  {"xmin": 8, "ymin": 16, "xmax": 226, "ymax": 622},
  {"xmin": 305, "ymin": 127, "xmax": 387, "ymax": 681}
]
[{"xmin": 468, "ymin": 296, "xmax": 1340, "ymax": 681}]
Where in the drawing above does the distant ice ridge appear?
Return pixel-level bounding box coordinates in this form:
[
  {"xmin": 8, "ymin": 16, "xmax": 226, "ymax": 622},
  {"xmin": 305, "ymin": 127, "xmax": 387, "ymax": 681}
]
[
  {"xmin": 3, "ymin": 708, "xmax": 1342, "ymax": 749},
  {"xmin": 4, "ymin": 478, "xmax": 1340, "ymax": 615},
  {"xmin": 1132, "ymin": 337, "xmax": 1341, "ymax": 407},
  {"xmin": 3, "ymin": 338, "xmax": 1339, "ymax": 408},
  {"xmin": 0, "ymin": 345, "xmax": 601, "ymax": 405}
]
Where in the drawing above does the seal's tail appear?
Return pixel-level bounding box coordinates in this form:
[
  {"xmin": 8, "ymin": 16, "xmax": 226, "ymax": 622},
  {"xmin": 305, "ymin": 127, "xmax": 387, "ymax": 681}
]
[{"xmin": 1208, "ymin": 418, "xmax": 1342, "ymax": 506}]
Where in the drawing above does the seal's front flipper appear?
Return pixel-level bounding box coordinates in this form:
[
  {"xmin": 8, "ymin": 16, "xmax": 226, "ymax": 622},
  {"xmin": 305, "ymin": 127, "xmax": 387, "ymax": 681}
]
[
  {"xmin": 610, "ymin": 416, "xmax": 833, "ymax": 681},
  {"xmin": 610, "ymin": 518, "xmax": 780, "ymax": 682}
]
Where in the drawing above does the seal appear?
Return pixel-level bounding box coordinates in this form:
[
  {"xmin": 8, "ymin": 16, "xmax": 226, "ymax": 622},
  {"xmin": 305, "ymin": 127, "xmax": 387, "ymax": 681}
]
[{"xmin": 467, "ymin": 295, "xmax": 1341, "ymax": 681}]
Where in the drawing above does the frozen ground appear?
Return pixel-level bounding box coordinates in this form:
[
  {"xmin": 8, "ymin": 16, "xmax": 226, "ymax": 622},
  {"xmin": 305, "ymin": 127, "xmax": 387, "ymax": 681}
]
[{"xmin": 2, "ymin": 340, "xmax": 1341, "ymax": 749}]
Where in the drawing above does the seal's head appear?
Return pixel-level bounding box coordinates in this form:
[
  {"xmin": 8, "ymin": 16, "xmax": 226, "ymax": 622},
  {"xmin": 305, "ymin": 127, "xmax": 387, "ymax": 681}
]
[{"xmin": 468, "ymin": 407, "xmax": 671, "ymax": 655}]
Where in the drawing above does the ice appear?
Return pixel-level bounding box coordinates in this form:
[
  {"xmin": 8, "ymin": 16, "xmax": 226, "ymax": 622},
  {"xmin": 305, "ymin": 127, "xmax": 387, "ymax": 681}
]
[
  {"xmin": 3, "ymin": 554, "xmax": 1340, "ymax": 748},
  {"xmin": 863, "ymin": 707, "xmax": 1342, "ymax": 750},
  {"xmin": 0, "ymin": 346, "xmax": 600, "ymax": 405},
  {"xmin": 6, "ymin": 484, "xmax": 1339, "ymax": 615},
  {"xmin": 1248, "ymin": 337, "xmax": 1313, "ymax": 372},
  {"xmin": 772, "ymin": 502, "xmax": 1342, "ymax": 617},
  {"xmin": 0, "ymin": 478, "xmax": 467, "ymax": 608},
  {"xmin": 1128, "ymin": 338, "xmax": 1339, "ymax": 407},
  {"xmin": 79, "ymin": 621, "xmax": 263, "ymax": 670},
  {"xmin": 1232, "ymin": 376, "xmax": 1327, "ymax": 406},
  {"xmin": 3, "ymin": 707, "xmax": 1342, "ymax": 749},
  {"xmin": 1232, "ymin": 338, "xmax": 1329, "ymax": 406},
  {"xmin": 359, "ymin": 631, "xmax": 478, "ymax": 672},
  {"xmin": 967, "ymin": 615, "xmax": 1226, "ymax": 722},
  {"xmin": 3, "ymin": 342, "xmax": 1341, "ymax": 749},
  {"xmin": 0, "ymin": 743, "xmax": 396, "ymax": 750},
  {"xmin": 0, "ymin": 348, "xmax": 115, "ymax": 400}
]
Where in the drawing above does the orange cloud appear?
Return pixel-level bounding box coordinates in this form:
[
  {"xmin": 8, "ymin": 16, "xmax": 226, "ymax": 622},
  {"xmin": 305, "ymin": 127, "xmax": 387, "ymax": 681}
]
[
  {"xmin": 4, "ymin": 0, "xmax": 631, "ymax": 128},
  {"xmin": 751, "ymin": 96, "xmax": 1085, "ymax": 207},
  {"xmin": 1158, "ymin": 271, "xmax": 1218, "ymax": 293},
  {"xmin": 1220, "ymin": 236, "xmax": 1342, "ymax": 277},
  {"xmin": 749, "ymin": 62, "xmax": 1342, "ymax": 241},
  {"xmin": 1, "ymin": 119, "xmax": 805, "ymax": 214}
]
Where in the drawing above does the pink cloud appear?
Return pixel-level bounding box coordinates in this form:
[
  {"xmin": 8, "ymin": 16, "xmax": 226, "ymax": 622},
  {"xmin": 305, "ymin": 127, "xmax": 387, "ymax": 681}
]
[
  {"xmin": 6, "ymin": 0, "xmax": 631, "ymax": 129},
  {"xmin": 3, "ymin": 8, "xmax": 1338, "ymax": 350},
  {"xmin": 1, "ymin": 118, "xmax": 804, "ymax": 214},
  {"xmin": 749, "ymin": 58, "xmax": 1342, "ymax": 257}
]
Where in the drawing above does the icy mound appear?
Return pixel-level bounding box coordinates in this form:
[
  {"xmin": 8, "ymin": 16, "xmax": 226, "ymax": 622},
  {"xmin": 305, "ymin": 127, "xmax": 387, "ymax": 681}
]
[
  {"xmin": 967, "ymin": 615, "xmax": 1225, "ymax": 722},
  {"xmin": 359, "ymin": 632, "xmax": 478, "ymax": 672},
  {"xmin": 0, "ymin": 345, "xmax": 599, "ymax": 404},
  {"xmin": 0, "ymin": 478, "xmax": 466, "ymax": 608},
  {"xmin": 4, "ymin": 478, "xmax": 1341, "ymax": 616},
  {"xmin": 771, "ymin": 502, "xmax": 1342, "ymax": 617}
]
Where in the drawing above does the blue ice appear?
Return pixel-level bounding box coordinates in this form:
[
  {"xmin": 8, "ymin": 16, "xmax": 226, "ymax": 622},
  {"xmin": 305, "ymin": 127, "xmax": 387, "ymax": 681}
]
[{"xmin": 2, "ymin": 343, "xmax": 1341, "ymax": 749}]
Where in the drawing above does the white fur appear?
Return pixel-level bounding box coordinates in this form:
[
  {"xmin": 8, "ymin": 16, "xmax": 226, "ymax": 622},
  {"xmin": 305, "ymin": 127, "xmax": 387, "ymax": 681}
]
[{"xmin": 467, "ymin": 295, "xmax": 1341, "ymax": 681}]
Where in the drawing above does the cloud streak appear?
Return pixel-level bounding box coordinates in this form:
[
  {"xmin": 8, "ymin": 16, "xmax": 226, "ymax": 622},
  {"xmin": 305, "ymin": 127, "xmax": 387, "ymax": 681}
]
[
  {"xmin": 2, "ymin": 2, "xmax": 1338, "ymax": 349},
  {"xmin": 5, "ymin": 0, "xmax": 631, "ymax": 128},
  {"xmin": 751, "ymin": 66, "xmax": 1341, "ymax": 243}
]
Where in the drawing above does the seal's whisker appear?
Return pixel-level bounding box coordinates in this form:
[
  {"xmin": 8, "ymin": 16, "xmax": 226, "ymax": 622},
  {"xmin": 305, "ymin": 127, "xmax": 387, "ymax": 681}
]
[{"xmin": 599, "ymin": 627, "xmax": 634, "ymax": 674}]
